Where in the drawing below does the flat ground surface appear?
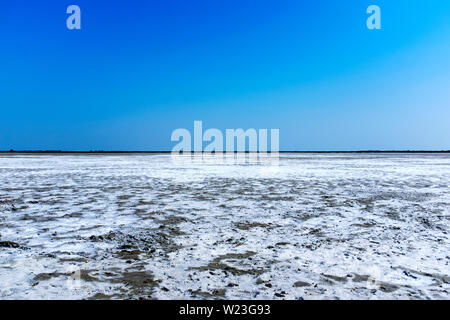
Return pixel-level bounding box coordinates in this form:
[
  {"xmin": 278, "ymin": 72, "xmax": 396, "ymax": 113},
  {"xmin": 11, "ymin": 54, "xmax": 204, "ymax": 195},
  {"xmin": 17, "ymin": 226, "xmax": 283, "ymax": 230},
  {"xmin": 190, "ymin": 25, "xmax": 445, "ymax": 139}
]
[{"xmin": 0, "ymin": 153, "xmax": 449, "ymax": 299}]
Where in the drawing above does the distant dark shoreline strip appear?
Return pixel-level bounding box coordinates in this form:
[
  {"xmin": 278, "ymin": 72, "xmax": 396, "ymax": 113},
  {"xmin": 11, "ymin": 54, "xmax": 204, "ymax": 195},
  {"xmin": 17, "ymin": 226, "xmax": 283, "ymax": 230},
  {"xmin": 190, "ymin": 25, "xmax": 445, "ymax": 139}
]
[{"xmin": 1, "ymin": 150, "xmax": 449, "ymax": 154}]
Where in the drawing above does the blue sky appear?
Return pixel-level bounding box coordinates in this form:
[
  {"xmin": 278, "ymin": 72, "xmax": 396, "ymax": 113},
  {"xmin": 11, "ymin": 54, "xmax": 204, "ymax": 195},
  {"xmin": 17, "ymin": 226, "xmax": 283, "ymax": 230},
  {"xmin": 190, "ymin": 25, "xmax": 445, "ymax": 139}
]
[{"xmin": 1, "ymin": 0, "xmax": 449, "ymax": 151}]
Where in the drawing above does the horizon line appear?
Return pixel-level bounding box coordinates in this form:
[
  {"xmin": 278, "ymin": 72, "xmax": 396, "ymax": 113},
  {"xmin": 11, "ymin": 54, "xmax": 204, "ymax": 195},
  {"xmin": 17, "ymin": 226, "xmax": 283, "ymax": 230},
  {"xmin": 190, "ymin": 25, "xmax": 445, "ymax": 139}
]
[{"xmin": 1, "ymin": 150, "xmax": 450, "ymax": 154}]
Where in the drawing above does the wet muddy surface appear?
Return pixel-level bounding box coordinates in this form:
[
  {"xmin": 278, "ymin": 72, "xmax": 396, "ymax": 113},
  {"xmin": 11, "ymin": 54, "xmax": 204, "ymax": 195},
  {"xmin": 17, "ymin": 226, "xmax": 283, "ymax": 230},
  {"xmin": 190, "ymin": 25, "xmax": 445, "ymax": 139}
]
[{"xmin": 0, "ymin": 153, "xmax": 449, "ymax": 299}]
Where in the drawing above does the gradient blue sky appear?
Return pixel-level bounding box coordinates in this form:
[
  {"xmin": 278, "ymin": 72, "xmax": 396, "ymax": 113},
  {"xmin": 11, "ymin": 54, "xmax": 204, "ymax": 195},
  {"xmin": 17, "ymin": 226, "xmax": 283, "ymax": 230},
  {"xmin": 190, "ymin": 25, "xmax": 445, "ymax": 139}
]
[{"xmin": 1, "ymin": 0, "xmax": 449, "ymax": 151}]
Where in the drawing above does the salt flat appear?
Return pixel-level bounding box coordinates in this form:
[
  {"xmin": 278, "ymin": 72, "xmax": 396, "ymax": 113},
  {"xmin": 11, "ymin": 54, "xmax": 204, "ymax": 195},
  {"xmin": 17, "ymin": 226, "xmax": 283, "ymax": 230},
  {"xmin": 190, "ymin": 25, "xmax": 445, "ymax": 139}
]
[{"xmin": 0, "ymin": 153, "xmax": 448, "ymax": 299}]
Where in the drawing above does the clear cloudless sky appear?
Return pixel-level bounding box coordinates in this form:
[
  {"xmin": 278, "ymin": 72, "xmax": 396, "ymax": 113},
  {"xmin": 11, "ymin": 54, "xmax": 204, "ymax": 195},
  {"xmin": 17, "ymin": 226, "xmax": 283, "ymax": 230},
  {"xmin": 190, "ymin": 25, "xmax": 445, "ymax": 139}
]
[{"xmin": 1, "ymin": 0, "xmax": 449, "ymax": 151}]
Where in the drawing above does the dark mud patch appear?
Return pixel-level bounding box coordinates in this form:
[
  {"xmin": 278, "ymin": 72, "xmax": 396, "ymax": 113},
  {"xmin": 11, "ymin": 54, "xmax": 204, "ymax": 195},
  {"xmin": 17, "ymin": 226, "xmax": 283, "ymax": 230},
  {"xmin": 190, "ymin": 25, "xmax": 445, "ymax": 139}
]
[
  {"xmin": 110, "ymin": 271, "xmax": 160, "ymax": 297},
  {"xmin": 89, "ymin": 228, "xmax": 183, "ymax": 259},
  {"xmin": 190, "ymin": 251, "xmax": 263, "ymax": 276},
  {"xmin": 88, "ymin": 292, "xmax": 124, "ymax": 300},
  {"xmin": 377, "ymin": 282, "xmax": 399, "ymax": 293},
  {"xmin": 192, "ymin": 193, "xmax": 217, "ymax": 201},
  {"xmin": 156, "ymin": 215, "xmax": 187, "ymax": 226},
  {"xmin": 136, "ymin": 200, "xmax": 156, "ymax": 206},
  {"xmin": 351, "ymin": 273, "xmax": 370, "ymax": 282},
  {"xmin": 293, "ymin": 212, "xmax": 318, "ymax": 222},
  {"xmin": 0, "ymin": 241, "xmax": 22, "ymax": 248},
  {"xmin": 235, "ymin": 222, "xmax": 277, "ymax": 231},
  {"xmin": 393, "ymin": 266, "xmax": 450, "ymax": 284},
  {"xmin": 189, "ymin": 288, "xmax": 226, "ymax": 299},
  {"xmin": 275, "ymin": 242, "xmax": 291, "ymax": 246},
  {"xmin": 34, "ymin": 269, "xmax": 98, "ymax": 282},
  {"xmin": 117, "ymin": 194, "xmax": 133, "ymax": 201},
  {"xmin": 352, "ymin": 221, "xmax": 377, "ymax": 228},
  {"xmin": 115, "ymin": 249, "xmax": 145, "ymax": 261},
  {"xmin": 21, "ymin": 214, "xmax": 58, "ymax": 223},
  {"xmin": 349, "ymin": 272, "xmax": 398, "ymax": 293},
  {"xmin": 213, "ymin": 251, "xmax": 256, "ymax": 262},
  {"xmin": 191, "ymin": 262, "xmax": 264, "ymax": 276},
  {"xmin": 293, "ymin": 281, "xmax": 311, "ymax": 287},
  {"xmin": 322, "ymin": 274, "xmax": 348, "ymax": 282},
  {"xmin": 34, "ymin": 269, "xmax": 160, "ymax": 299},
  {"xmin": 87, "ymin": 292, "xmax": 124, "ymax": 300},
  {"xmin": 62, "ymin": 212, "xmax": 83, "ymax": 218},
  {"xmin": 261, "ymin": 195, "xmax": 294, "ymax": 201},
  {"xmin": 307, "ymin": 228, "xmax": 325, "ymax": 237},
  {"xmin": 59, "ymin": 257, "xmax": 89, "ymax": 263}
]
